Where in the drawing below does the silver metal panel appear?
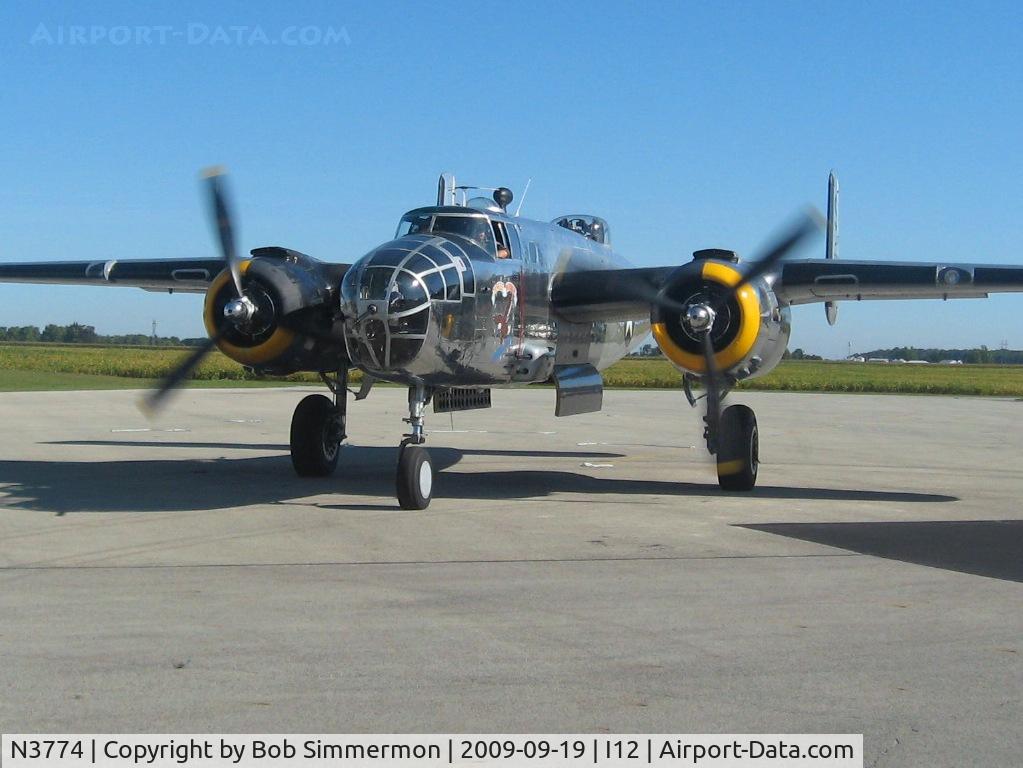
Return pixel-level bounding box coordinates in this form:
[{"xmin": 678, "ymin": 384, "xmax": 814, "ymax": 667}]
[{"xmin": 552, "ymin": 363, "xmax": 603, "ymax": 417}]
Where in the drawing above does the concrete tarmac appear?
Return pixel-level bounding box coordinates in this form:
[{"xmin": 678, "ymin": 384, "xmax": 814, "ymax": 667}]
[{"xmin": 1, "ymin": 387, "xmax": 1020, "ymax": 766}]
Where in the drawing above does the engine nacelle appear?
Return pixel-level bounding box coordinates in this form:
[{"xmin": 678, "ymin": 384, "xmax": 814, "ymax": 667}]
[
  {"xmin": 203, "ymin": 252, "xmax": 346, "ymax": 375},
  {"xmin": 651, "ymin": 259, "xmax": 790, "ymax": 381}
]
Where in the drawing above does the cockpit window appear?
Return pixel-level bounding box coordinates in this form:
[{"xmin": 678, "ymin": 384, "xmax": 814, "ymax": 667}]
[
  {"xmin": 400, "ymin": 214, "xmax": 432, "ymax": 235},
  {"xmin": 553, "ymin": 215, "xmax": 611, "ymax": 245},
  {"xmin": 396, "ymin": 213, "xmax": 496, "ymax": 257}
]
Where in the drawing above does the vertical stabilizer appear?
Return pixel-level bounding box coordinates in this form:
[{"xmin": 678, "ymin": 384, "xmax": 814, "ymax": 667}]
[
  {"xmin": 825, "ymin": 170, "xmax": 839, "ymax": 325},
  {"xmin": 826, "ymin": 170, "xmax": 839, "ymax": 260},
  {"xmin": 437, "ymin": 173, "xmax": 456, "ymax": 206}
]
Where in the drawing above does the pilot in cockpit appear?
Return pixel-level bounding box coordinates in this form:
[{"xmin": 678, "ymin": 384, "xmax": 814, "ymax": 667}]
[{"xmin": 474, "ymin": 226, "xmax": 494, "ymax": 251}]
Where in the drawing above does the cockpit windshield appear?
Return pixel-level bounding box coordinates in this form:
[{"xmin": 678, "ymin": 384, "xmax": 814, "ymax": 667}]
[{"xmin": 396, "ymin": 213, "xmax": 495, "ymax": 257}]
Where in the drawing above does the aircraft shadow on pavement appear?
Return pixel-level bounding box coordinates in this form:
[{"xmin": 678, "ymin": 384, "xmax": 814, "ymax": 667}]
[
  {"xmin": 738, "ymin": 520, "xmax": 1023, "ymax": 584},
  {"xmin": 1, "ymin": 443, "xmax": 956, "ymax": 516}
]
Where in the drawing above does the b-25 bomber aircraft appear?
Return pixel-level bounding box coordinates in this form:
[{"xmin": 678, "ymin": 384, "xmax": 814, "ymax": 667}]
[{"xmin": 2, "ymin": 170, "xmax": 1022, "ymax": 509}]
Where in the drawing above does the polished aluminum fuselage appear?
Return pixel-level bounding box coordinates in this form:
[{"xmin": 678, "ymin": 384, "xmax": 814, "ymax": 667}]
[{"xmin": 340, "ymin": 208, "xmax": 649, "ymax": 387}]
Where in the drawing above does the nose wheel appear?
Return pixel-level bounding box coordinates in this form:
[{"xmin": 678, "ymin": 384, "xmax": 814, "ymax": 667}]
[
  {"xmin": 396, "ymin": 442, "xmax": 434, "ymax": 510},
  {"xmin": 395, "ymin": 383, "xmax": 435, "ymax": 509}
]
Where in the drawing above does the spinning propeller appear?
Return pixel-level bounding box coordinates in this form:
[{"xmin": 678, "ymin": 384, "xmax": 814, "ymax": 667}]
[
  {"xmin": 141, "ymin": 169, "xmax": 242, "ymax": 415},
  {"xmin": 142, "ymin": 168, "xmax": 334, "ymax": 416}
]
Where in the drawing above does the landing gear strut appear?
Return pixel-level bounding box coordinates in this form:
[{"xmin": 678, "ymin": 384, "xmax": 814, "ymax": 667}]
[
  {"xmin": 290, "ymin": 369, "xmax": 348, "ymax": 477},
  {"xmin": 396, "ymin": 383, "xmax": 434, "ymax": 510}
]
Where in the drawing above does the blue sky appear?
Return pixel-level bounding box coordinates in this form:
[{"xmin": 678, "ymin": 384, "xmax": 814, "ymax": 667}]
[{"xmin": 1, "ymin": 1, "xmax": 1021, "ymax": 357}]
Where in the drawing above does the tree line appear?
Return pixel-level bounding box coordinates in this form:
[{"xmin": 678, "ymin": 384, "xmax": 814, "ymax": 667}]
[
  {"xmin": 782, "ymin": 348, "xmax": 823, "ymax": 360},
  {"xmin": 0, "ymin": 324, "xmax": 207, "ymax": 347}
]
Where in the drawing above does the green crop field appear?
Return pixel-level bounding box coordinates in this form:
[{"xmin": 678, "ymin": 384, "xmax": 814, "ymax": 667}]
[
  {"xmin": 605, "ymin": 358, "xmax": 1023, "ymax": 396},
  {"xmin": 0, "ymin": 343, "xmax": 1021, "ymax": 396},
  {"xmin": 0, "ymin": 343, "xmax": 327, "ymax": 392},
  {"xmin": 0, "ymin": 369, "xmax": 301, "ymax": 392}
]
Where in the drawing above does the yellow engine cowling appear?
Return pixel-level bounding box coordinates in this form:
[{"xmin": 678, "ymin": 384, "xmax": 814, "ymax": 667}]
[
  {"xmin": 202, "ymin": 257, "xmax": 345, "ymax": 375},
  {"xmin": 650, "ymin": 260, "xmax": 790, "ymax": 381}
]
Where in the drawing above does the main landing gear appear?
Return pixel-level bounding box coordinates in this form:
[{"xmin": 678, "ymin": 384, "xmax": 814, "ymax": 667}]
[
  {"xmin": 290, "ymin": 369, "xmax": 347, "ymax": 477},
  {"xmin": 396, "ymin": 383, "xmax": 434, "ymax": 510},
  {"xmin": 685, "ymin": 374, "xmax": 759, "ymax": 491}
]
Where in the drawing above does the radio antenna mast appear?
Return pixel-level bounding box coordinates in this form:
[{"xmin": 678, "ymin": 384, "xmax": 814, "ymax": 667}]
[{"xmin": 514, "ymin": 178, "xmax": 532, "ymax": 217}]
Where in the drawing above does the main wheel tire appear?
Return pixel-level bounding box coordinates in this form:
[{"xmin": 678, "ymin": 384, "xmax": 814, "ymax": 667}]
[
  {"xmin": 396, "ymin": 444, "xmax": 433, "ymax": 510},
  {"xmin": 716, "ymin": 404, "xmax": 758, "ymax": 491},
  {"xmin": 290, "ymin": 394, "xmax": 343, "ymax": 477}
]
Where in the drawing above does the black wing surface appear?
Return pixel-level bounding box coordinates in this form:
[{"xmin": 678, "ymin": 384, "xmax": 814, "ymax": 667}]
[
  {"xmin": 774, "ymin": 260, "xmax": 1023, "ymax": 304},
  {"xmin": 0, "ymin": 258, "xmax": 226, "ymax": 293},
  {"xmin": 550, "ymin": 266, "xmax": 673, "ymax": 322}
]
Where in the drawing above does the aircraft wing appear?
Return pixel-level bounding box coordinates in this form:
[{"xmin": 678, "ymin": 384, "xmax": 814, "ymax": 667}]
[
  {"xmin": 551, "ymin": 260, "xmax": 1023, "ymax": 322},
  {"xmin": 0, "ymin": 258, "xmax": 226, "ymax": 294},
  {"xmin": 774, "ymin": 260, "xmax": 1023, "ymax": 304}
]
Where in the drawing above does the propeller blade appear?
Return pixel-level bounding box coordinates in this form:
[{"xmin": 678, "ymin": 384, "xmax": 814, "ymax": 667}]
[
  {"xmin": 139, "ymin": 334, "xmax": 220, "ymax": 417},
  {"xmin": 710, "ymin": 208, "xmax": 822, "ymax": 314},
  {"xmin": 650, "ymin": 289, "xmax": 692, "ymax": 315},
  {"xmin": 202, "ymin": 166, "xmax": 244, "ymax": 297}
]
